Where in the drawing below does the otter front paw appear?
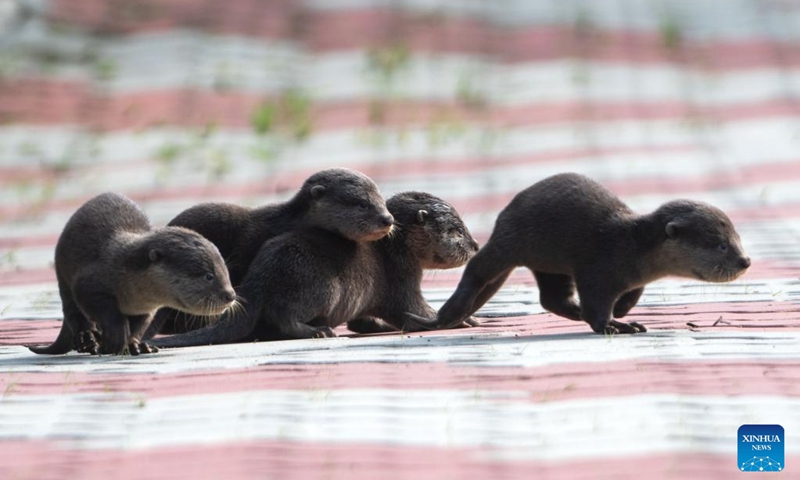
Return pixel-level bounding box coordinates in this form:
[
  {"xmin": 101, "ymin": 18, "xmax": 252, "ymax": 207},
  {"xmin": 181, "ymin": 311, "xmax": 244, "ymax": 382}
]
[
  {"xmin": 608, "ymin": 319, "xmax": 646, "ymax": 333},
  {"xmin": 312, "ymin": 327, "xmax": 337, "ymax": 338},
  {"xmin": 128, "ymin": 341, "xmax": 159, "ymax": 355}
]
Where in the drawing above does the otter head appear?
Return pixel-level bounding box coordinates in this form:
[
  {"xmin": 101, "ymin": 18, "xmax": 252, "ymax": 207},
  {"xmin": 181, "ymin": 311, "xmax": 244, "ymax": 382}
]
[
  {"xmin": 135, "ymin": 228, "xmax": 236, "ymax": 316},
  {"xmin": 302, "ymin": 168, "xmax": 394, "ymax": 242},
  {"xmin": 387, "ymin": 192, "xmax": 479, "ymax": 269},
  {"xmin": 654, "ymin": 200, "xmax": 750, "ymax": 283}
]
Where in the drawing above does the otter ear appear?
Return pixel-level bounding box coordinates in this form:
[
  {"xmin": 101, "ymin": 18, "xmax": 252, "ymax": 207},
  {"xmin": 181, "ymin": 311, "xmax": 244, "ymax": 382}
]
[
  {"xmin": 416, "ymin": 209, "xmax": 429, "ymax": 224},
  {"xmin": 310, "ymin": 185, "xmax": 326, "ymax": 199},
  {"xmin": 665, "ymin": 222, "xmax": 680, "ymax": 240},
  {"xmin": 148, "ymin": 249, "xmax": 162, "ymax": 262}
]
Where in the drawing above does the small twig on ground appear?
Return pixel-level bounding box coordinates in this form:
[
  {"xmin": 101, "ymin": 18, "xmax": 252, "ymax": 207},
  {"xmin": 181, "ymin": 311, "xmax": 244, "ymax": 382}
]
[{"xmin": 712, "ymin": 316, "xmax": 730, "ymax": 327}]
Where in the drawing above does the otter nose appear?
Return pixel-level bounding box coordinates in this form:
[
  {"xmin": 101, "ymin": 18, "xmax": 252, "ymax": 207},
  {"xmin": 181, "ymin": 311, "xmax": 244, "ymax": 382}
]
[
  {"xmin": 471, "ymin": 239, "xmax": 479, "ymax": 252},
  {"xmin": 222, "ymin": 289, "xmax": 236, "ymax": 303},
  {"xmin": 739, "ymin": 256, "xmax": 751, "ymax": 269},
  {"xmin": 380, "ymin": 213, "xmax": 394, "ymax": 227}
]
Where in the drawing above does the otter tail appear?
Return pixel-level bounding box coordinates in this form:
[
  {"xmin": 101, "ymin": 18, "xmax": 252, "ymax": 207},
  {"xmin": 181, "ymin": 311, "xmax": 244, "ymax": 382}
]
[
  {"xmin": 151, "ymin": 301, "xmax": 260, "ymax": 348},
  {"xmin": 28, "ymin": 323, "xmax": 73, "ymax": 355}
]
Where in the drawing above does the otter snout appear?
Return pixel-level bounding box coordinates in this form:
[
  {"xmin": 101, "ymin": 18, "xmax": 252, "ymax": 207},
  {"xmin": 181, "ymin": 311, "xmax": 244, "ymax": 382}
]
[
  {"xmin": 738, "ymin": 256, "xmax": 751, "ymax": 270},
  {"xmin": 220, "ymin": 288, "xmax": 236, "ymax": 304},
  {"xmin": 358, "ymin": 211, "xmax": 394, "ymax": 241},
  {"xmin": 379, "ymin": 213, "xmax": 394, "ymax": 228}
]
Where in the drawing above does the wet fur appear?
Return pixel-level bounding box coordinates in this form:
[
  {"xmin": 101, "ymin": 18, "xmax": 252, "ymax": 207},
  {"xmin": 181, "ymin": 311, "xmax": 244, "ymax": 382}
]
[
  {"xmin": 410, "ymin": 173, "xmax": 751, "ymax": 334},
  {"xmin": 151, "ymin": 192, "xmax": 478, "ymax": 347},
  {"xmin": 28, "ymin": 193, "xmax": 235, "ymax": 355}
]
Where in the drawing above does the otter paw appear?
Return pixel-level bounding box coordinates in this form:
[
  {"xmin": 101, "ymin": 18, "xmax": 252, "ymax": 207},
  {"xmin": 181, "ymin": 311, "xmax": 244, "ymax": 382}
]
[
  {"xmin": 313, "ymin": 327, "xmax": 337, "ymax": 338},
  {"xmin": 139, "ymin": 343, "xmax": 159, "ymax": 354},
  {"xmin": 608, "ymin": 320, "xmax": 646, "ymax": 334},
  {"xmin": 602, "ymin": 325, "xmax": 619, "ymax": 335},
  {"xmin": 127, "ymin": 342, "xmax": 142, "ymax": 356},
  {"xmin": 628, "ymin": 321, "xmax": 647, "ymax": 333},
  {"xmin": 458, "ymin": 317, "xmax": 480, "ymax": 328},
  {"xmin": 76, "ymin": 330, "xmax": 101, "ymax": 355}
]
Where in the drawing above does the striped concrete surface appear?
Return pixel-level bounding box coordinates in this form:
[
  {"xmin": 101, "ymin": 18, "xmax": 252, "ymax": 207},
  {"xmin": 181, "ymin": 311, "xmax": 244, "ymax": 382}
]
[{"xmin": 2, "ymin": 0, "xmax": 800, "ymax": 479}]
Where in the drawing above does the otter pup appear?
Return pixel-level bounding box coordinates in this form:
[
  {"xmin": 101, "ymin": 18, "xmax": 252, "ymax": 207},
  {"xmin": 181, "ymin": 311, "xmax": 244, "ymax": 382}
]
[
  {"xmin": 143, "ymin": 167, "xmax": 394, "ymax": 339},
  {"xmin": 151, "ymin": 192, "xmax": 478, "ymax": 347},
  {"xmin": 28, "ymin": 193, "xmax": 236, "ymax": 356},
  {"xmin": 410, "ymin": 172, "xmax": 751, "ymax": 334}
]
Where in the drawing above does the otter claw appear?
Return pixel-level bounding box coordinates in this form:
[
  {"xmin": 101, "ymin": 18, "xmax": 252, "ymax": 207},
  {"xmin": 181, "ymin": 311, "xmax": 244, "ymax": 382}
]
[
  {"xmin": 313, "ymin": 327, "xmax": 336, "ymax": 338},
  {"xmin": 607, "ymin": 320, "xmax": 646, "ymax": 334},
  {"xmin": 462, "ymin": 317, "xmax": 480, "ymax": 327},
  {"xmin": 628, "ymin": 321, "xmax": 647, "ymax": 333},
  {"xmin": 602, "ymin": 325, "xmax": 619, "ymax": 335},
  {"xmin": 76, "ymin": 330, "xmax": 101, "ymax": 355}
]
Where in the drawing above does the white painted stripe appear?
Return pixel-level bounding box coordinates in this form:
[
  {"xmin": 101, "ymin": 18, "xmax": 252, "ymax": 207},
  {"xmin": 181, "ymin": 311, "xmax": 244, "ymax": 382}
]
[
  {"xmin": 8, "ymin": 24, "xmax": 800, "ymax": 103},
  {"xmin": 3, "ymin": 330, "xmax": 800, "ymax": 374},
  {"xmin": 2, "ymin": 116, "xmax": 798, "ymax": 171},
  {"xmin": 0, "ymin": 390, "xmax": 796, "ymax": 461}
]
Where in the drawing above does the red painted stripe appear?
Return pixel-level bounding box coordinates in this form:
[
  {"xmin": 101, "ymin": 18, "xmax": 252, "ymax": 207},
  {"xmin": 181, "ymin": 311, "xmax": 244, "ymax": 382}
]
[
  {"xmin": 46, "ymin": 2, "xmax": 800, "ymax": 70},
  {"xmin": 2, "ymin": 356, "xmax": 800, "ymax": 401},
  {"xmin": 0, "ymin": 440, "xmax": 794, "ymax": 480},
  {"xmin": 3, "ymin": 78, "xmax": 800, "ymax": 130},
  {"xmin": 46, "ymin": 0, "xmax": 300, "ymax": 38}
]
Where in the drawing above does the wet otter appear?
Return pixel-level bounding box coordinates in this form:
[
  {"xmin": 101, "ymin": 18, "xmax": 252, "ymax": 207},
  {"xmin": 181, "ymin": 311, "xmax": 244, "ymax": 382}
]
[
  {"xmin": 409, "ymin": 172, "xmax": 751, "ymax": 334},
  {"xmin": 143, "ymin": 167, "xmax": 394, "ymax": 339},
  {"xmin": 28, "ymin": 193, "xmax": 235, "ymax": 355},
  {"xmin": 151, "ymin": 191, "xmax": 478, "ymax": 347}
]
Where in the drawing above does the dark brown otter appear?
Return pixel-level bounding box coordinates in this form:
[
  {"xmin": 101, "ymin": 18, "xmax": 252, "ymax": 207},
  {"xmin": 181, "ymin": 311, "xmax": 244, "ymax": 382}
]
[
  {"xmin": 143, "ymin": 167, "xmax": 394, "ymax": 339},
  {"xmin": 28, "ymin": 193, "xmax": 235, "ymax": 356},
  {"xmin": 151, "ymin": 191, "xmax": 478, "ymax": 347},
  {"xmin": 409, "ymin": 172, "xmax": 751, "ymax": 334}
]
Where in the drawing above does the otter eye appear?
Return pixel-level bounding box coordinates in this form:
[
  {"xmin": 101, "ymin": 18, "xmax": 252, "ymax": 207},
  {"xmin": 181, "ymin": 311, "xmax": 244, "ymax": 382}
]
[
  {"xmin": 204, "ymin": 273, "xmax": 215, "ymax": 282},
  {"xmin": 359, "ymin": 201, "xmax": 368, "ymax": 210},
  {"xmin": 454, "ymin": 227, "xmax": 464, "ymax": 236},
  {"xmin": 718, "ymin": 243, "xmax": 728, "ymax": 253}
]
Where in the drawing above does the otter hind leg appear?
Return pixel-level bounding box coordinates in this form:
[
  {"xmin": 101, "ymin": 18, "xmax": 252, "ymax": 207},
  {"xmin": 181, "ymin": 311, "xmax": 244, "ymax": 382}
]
[
  {"xmin": 72, "ymin": 281, "xmax": 130, "ymax": 354},
  {"xmin": 436, "ymin": 245, "xmax": 516, "ymax": 329},
  {"xmin": 29, "ymin": 283, "xmax": 88, "ymax": 355},
  {"xmin": 613, "ymin": 288, "xmax": 644, "ymax": 319},
  {"xmin": 533, "ymin": 271, "xmax": 581, "ymax": 321}
]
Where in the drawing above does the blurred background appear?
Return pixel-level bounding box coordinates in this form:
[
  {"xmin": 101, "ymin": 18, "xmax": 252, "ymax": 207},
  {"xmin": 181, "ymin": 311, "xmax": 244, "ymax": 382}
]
[
  {"xmin": 2, "ymin": 1, "xmax": 800, "ymax": 479},
  {"xmin": 2, "ymin": 0, "xmax": 800, "ymax": 238}
]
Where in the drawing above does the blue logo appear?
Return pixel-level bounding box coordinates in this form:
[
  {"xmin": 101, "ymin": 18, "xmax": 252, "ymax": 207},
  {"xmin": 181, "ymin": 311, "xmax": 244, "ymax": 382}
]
[{"xmin": 738, "ymin": 424, "xmax": 784, "ymax": 472}]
